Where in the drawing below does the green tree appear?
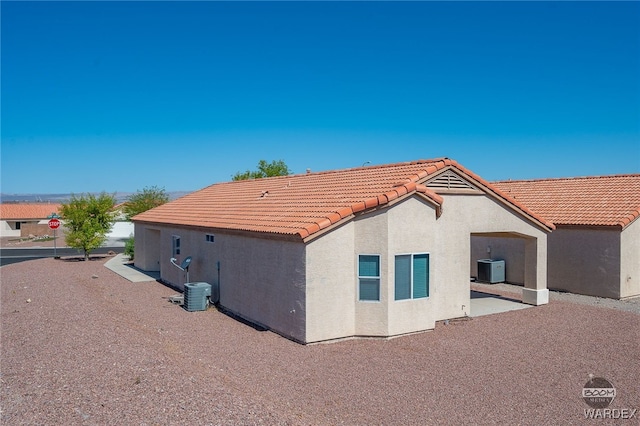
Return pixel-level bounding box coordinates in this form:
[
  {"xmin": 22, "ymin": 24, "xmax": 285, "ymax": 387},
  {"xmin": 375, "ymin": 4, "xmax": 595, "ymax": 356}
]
[
  {"xmin": 60, "ymin": 192, "xmax": 117, "ymax": 261},
  {"xmin": 232, "ymin": 159, "xmax": 292, "ymax": 181},
  {"xmin": 123, "ymin": 185, "xmax": 169, "ymax": 220}
]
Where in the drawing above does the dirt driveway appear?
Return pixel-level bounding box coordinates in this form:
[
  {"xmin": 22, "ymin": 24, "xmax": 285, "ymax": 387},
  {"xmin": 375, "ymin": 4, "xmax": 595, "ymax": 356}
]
[{"xmin": 1, "ymin": 257, "xmax": 639, "ymax": 425}]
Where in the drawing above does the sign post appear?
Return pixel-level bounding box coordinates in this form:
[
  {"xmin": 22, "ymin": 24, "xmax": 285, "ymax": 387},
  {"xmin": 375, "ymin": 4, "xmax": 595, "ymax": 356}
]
[{"xmin": 47, "ymin": 213, "xmax": 61, "ymax": 258}]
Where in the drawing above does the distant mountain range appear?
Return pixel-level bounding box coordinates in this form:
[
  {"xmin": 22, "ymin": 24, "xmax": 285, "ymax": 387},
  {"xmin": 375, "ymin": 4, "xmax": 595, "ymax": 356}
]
[{"xmin": 0, "ymin": 191, "xmax": 193, "ymax": 204}]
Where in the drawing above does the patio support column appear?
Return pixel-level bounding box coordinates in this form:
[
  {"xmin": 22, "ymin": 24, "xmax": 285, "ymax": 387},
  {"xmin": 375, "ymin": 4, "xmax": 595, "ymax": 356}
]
[{"xmin": 522, "ymin": 237, "xmax": 549, "ymax": 305}]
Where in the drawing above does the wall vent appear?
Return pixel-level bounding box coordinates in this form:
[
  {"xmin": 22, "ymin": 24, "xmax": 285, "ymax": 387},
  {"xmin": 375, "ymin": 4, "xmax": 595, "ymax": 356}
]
[{"xmin": 426, "ymin": 171, "xmax": 477, "ymax": 191}]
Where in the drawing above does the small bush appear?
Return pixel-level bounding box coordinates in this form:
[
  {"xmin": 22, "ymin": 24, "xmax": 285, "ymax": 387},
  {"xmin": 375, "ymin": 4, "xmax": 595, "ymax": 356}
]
[{"xmin": 124, "ymin": 236, "xmax": 135, "ymax": 260}]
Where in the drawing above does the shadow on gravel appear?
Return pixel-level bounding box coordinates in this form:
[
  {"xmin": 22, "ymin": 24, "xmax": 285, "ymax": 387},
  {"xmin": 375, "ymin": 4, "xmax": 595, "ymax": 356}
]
[
  {"xmin": 156, "ymin": 279, "xmax": 270, "ymax": 333},
  {"xmin": 59, "ymin": 255, "xmax": 114, "ymax": 262},
  {"xmin": 218, "ymin": 307, "xmax": 270, "ymax": 332},
  {"xmin": 470, "ymin": 290, "xmax": 521, "ymax": 303}
]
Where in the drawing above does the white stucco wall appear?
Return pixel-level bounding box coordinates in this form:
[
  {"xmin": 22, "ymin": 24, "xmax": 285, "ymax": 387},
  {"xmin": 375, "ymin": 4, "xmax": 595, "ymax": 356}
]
[
  {"xmin": 0, "ymin": 221, "xmax": 20, "ymax": 237},
  {"xmin": 108, "ymin": 221, "xmax": 134, "ymax": 239},
  {"xmin": 620, "ymin": 218, "xmax": 640, "ymax": 299}
]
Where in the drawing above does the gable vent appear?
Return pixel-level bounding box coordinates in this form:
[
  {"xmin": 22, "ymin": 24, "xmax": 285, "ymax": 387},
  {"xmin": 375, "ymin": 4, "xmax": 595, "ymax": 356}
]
[{"xmin": 426, "ymin": 171, "xmax": 477, "ymax": 191}]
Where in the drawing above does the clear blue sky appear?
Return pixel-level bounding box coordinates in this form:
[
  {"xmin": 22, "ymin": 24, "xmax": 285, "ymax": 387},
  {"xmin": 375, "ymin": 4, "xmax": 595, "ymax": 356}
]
[{"xmin": 2, "ymin": 1, "xmax": 639, "ymax": 194}]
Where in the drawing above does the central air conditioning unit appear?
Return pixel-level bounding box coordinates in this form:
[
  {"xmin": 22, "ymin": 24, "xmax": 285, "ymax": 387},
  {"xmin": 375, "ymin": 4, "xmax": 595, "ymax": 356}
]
[
  {"xmin": 183, "ymin": 282, "xmax": 212, "ymax": 312},
  {"xmin": 477, "ymin": 259, "xmax": 505, "ymax": 284}
]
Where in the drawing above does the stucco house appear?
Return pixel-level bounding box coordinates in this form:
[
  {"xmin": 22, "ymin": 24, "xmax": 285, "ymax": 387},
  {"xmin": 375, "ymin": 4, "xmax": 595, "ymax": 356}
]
[
  {"xmin": 472, "ymin": 175, "xmax": 640, "ymax": 300},
  {"xmin": 132, "ymin": 158, "xmax": 554, "ymax": 344},
  {"xmin": 0, "ymin": 203, "xmax": 61, "ymax": 238}
]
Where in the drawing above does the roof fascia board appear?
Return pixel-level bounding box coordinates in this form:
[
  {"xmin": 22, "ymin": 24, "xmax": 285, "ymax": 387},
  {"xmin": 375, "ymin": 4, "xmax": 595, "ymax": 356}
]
[
  {"xmin": 554, "ymin": 224, "xmax": 624, "ymax": 231},
  {"xmin": 413, "ymin": 193, "xmax": 443, "ymax": 218},
  {"xmin": 470, "ymin": 231, "xmax": 537, "ymax": 239}
]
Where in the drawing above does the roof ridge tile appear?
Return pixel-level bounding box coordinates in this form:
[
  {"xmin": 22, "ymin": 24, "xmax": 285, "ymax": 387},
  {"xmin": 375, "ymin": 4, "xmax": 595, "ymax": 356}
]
[{"xmin": 494, "ymin": 173, "xmax": 640, "ymax": 184}]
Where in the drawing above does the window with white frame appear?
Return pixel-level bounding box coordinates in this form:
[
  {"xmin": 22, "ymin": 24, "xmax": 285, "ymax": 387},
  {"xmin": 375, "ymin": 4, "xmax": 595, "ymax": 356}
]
[
  {"xmin": 395, "ymin": 253, "xmax": 429, "ymax": 300},
  {"xmin": 172, "ymin": 235, "xmax": 181, "ymax": 256},
  {"xmin": 205, "ymin": 234, "xmax": 215, "ymax": 243},
  {"xmin": 358, "ymin": 254, "xmax": 380, "ymax": 301}
]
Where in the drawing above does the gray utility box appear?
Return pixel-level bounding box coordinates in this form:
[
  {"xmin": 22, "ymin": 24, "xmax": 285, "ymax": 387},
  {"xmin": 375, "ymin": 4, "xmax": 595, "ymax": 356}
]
[
  {"xmin": 477, "ymin": 259, "xmax": 505, "ymax": 284},
  {"xmin": 183, "ymin": 282, "xmax": 212, "ymax": 312}
]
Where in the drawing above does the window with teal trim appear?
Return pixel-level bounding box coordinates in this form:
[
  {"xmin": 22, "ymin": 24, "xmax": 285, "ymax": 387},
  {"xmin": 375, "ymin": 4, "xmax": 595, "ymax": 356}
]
[
  {"xmin": 358, "ymin": 254, "xmax": 380, "ymax": 301},
  {"xmin": 172, "ymin": 235, "xmax": 181, "ymax": 256},
  {"xmin": 395, "ymin": 253, "xmax": 429, "ymax": 300}
]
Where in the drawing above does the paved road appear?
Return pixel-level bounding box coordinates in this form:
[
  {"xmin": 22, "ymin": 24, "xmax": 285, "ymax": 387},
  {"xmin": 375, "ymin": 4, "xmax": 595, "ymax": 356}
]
[{"xmin": 0, "ymin": 246, "xmax": 124, "ymax": 266}]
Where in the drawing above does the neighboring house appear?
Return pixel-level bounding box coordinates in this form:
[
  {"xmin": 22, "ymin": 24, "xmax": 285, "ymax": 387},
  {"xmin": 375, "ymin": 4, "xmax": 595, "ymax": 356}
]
[
  {"xmin": 472, "ymin": 175, "xmax": 640, "ymax": 300},
  {"xmin": 0, "ymin": 203, "xmax": 62, "ymax": 238},
  {"xmin": 109, "ymin": 202, "xmax": 135, "ymax": 242},
  {"xmin": 112, "ymin": 202, "xmax": 128, "ymax": 221},
  {"xmin": 132, "ymin": 158, "xmax": 554, "ymax": 344}
]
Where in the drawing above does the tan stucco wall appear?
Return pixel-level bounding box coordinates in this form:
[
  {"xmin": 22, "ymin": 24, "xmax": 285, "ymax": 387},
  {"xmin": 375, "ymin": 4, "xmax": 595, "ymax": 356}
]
[
  {"xmin": 473, "ymin": 223, "xmax": 639, "ymax": 299},
  {"xmin": 133, "ymin": 224, "xmax": 161, "ymax": 271},
  {"xmin": 218, "ymin": 234, "xmax": 307, "ymax": 342},
  {"xmin": 135, "ymin": 189, "xmax": 549, "ymax": 344},
  {"xmin": 305, "ymin": 198, "xmax": 440, "ymax": 342},
  {"xmin": 547, "ymin": 227, "xmax": 621, "ymax": 298},
  {"xmin": 471, "ymin": 236, "xmax": 526, "ymax": 284},
  {"xmin": 305, "ymin": 222, "xmax": 357, "ymax": 342},
  {"xmin": 435, "ymin": 194, "xmax": 547, "ymax": 316},
  {"xmin": 620, "ymin": 218, "xmax": 640, "ymax": 299},
  {"xmin": 353, "ymin": 209, "xmax": 392, "ymax": 337},
  {"xmin": 135, "ymin": 224, "xmax": 307, "ymax": 342},
  {"xmin": 385, "ymin": 199, "xmax": 439, "ymax": 335},
  {"xmin": 305, "ymin": 193, "xmax": 548, "ymax": 343}
]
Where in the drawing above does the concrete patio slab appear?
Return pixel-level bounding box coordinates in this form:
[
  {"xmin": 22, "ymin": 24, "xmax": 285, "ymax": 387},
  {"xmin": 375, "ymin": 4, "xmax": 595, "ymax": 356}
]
[
  {"xmin": 104, "ymin": 253, "xmax": 160, "ymax": 282},
  {"xmin": 469, "ymin": 290, "xmax": 532, "ymax": 317}
]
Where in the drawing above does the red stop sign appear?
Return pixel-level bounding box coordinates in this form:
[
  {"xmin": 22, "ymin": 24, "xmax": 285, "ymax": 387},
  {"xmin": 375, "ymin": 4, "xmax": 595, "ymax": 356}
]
[{"xmin": 48, "ymin": 218, "xmax": 61, "ymax": 229}]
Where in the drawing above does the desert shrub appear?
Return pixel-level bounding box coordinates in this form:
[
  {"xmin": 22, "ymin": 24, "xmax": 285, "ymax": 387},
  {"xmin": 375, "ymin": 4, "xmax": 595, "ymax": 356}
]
[{"xmin": 124, "ymin": 236, "xmax": 135, "ymax": 260}]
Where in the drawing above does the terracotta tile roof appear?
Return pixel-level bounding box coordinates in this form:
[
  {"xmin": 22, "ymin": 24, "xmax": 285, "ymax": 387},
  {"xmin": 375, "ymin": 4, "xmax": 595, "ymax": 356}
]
[
  {"xmin": 133, "ymin": 158, "xmax": 554, "ymax": 240},
  {"xmin": 493, "ymin": 175, "xmax": 640, "ymax": 229},
  {"xmin": 0, "ymin": 203, "xmax": 61, "ymax": 220}
]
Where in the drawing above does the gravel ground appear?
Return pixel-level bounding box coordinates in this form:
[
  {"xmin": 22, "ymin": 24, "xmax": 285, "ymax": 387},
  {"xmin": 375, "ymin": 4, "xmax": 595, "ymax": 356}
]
[{"xmin": 1, "ymin": 258, "xmax": 639, "ymax": 425}]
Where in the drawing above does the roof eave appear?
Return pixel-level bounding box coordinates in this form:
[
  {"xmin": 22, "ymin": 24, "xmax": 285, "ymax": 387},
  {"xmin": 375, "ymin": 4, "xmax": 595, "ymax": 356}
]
[{"xmin": 301, "ymin": 184, "xmax": 444, "ymax": 242}]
